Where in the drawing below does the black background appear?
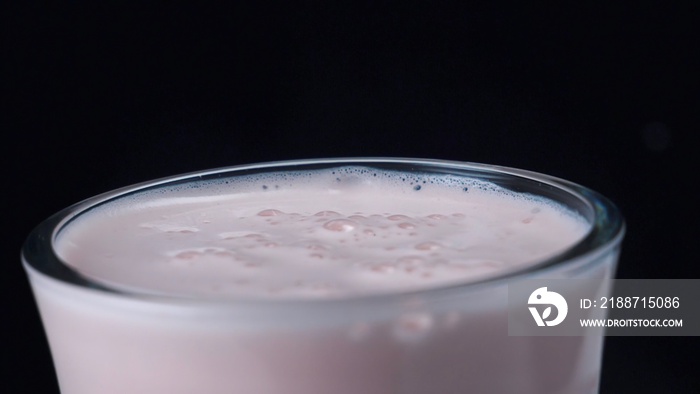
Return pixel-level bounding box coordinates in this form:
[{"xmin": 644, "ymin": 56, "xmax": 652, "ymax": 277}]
[{"xmin": 2, "ymin": 2, "xmax": 698, "ymax": 393}]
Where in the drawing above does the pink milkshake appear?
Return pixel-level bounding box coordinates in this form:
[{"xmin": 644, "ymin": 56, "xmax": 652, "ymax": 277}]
[{"xmin": 23, "ymin": 158, "xmax": 624, "ymax": 394}]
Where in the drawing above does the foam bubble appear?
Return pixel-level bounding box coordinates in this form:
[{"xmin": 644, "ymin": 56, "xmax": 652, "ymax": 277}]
[
  {"xmin": 415, "ymin": 242, "xmax": 442, "ymax": 251},
  {"xmin": 258, "ymin": 209, "xmax": 284, "ymax": 217},
  {"xmin": 323, "ymin": 219, "xmax": 357, "ymax": 232}
]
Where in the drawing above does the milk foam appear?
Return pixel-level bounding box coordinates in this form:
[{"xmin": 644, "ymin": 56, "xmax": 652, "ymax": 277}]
[{"xmin": 55, "ymin": 167, "xmax": 590, "ymax": 299}]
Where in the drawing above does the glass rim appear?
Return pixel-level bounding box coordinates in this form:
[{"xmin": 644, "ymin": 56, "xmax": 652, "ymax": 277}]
[{"xmin": 22, "ymin": 157, "xmax": 625, "ymax": 307}]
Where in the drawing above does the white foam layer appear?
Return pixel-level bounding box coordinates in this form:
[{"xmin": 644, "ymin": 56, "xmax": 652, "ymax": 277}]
[{"xmin": 55, "ymin": 166, "xmax": 590, "ymax": 299}]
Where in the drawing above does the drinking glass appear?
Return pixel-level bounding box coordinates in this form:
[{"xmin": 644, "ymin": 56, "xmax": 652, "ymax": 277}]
[{"xmin": 23, "ymin": 158, "xmax": 624, "ymax": 394}]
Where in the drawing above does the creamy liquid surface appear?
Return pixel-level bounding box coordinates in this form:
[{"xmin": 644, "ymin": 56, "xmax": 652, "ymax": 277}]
[{"xmin": 55, "ymin": 167, "xmax": 589, "ymax": 299}]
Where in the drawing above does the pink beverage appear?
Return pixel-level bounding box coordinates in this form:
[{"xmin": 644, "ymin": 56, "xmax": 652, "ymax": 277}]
[{"xmin": 23, "ymin": 159, "xmax": 624, "ymax": 394}]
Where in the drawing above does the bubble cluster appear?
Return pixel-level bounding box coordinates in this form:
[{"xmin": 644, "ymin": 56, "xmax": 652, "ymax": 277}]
[
  {"xmin": 136, "ymin": 207, "xmax": 547, "ymax": 298},
  {"xmin": 108, "ymin": 164, "xmax": 567, "ymax": 216}
]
